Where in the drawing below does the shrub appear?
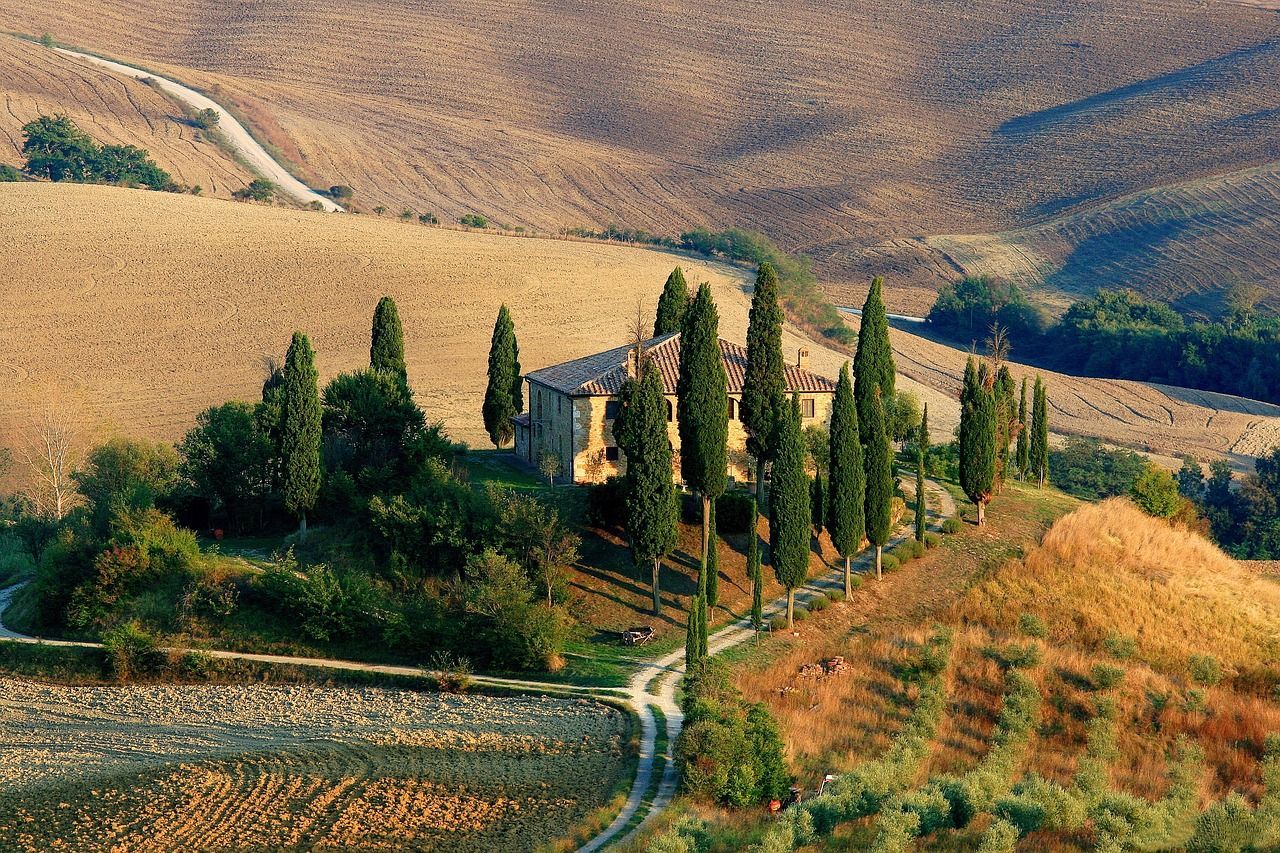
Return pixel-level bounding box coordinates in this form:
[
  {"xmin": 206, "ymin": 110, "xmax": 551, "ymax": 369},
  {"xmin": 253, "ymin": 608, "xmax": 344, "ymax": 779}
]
[
  {"xmin": 584, "ymin": 476, "xmax": 626, "ymax": 529},
  {"xmin": 792, "ymin": 607, "xmax": 809, "ymax": 622},
  {"xmin": 941, "ymin": 516, "xmax": 962, "ymax": 534},
  {"xmin": 1188, "ymin": 793, "xmax": 1259, "ymax": 852},
  {"xmin": 0, "ymin": 163, "xmax": 21, "ymax": 182},
  {"xmin": 192, "ymin": 108, "xmax": 220, "ymax": 130},
  {"xmin": 232, "ymin": 178, "xmax": 274, "ymax": 202},
  {"xmin": 976, "ymin": 818, "xmax": 1020, "ymax": 853},
  {"xmin": 459, "ymin": 213, "xmax": 489, "ymax": 228},
  {"xmin": 102, "ymin": 622, "xmax": 164, "ymax": 680},
  {"xmin": 0, "ymin": 533, "xmax": 37, "ymax": 587},
  {"xmin": 825, "ymin": 589, "xmax": 845, "ymax": 604},
  {"xmin": 1189, "ymin": 654, "xmax": 1223, "ymax": 686},
  {"xmin": 870, "ymin": 805, "xmax": 921, "ymax": 853},
  {"xmin": 1103, "ymin": 633, "xmax": 1137, "ymax": 660},
  {"xmin": 769, "ymin": 616, "xmax": 789, "ymax": 632},
  {"xmin": 1131, "ymin": 463, "xmax": 1180, "ymax": 518},
  {"xmin": 716, "ymin": 490, "xmax": 756, "ymax": 534},
  {"xmin": 418, "ymin": 212, "xmax": 438, "ymax": 224},
  {"xmin": 1182, "ymin": 689, "xmax": 1208, "ymax": 715},
  {"xmin": 807, "ymin": 596, "xmax": 827, "ymax": 613},
  {"xmin": 1018, "ymin": 613, "xmax": 1048, "ymax": 639},
  {"xmin": 880, "ymin": 554, "xmax": 900, "ymax": 573},
  {"xmin": 1091, "ymin": 663, "xmax": 1126, "ymax": 690},
  {"xmin": 923, "ymin": 531, "xmax": 941, "ymax": 548},
  {"xmin": 986, "ymin": 641, "xmax": 1043, "ymax": 670},
  {"xmin": 329, "ymin": 184, "xmax": 354, "ymax": 200},
  {"xmin": 179, "ymin": 650, "xmax": 215, "ymax": 679},
  {"xmin": 1092, "ymin": 740, "xmax": 1203, "ymax": 851}
]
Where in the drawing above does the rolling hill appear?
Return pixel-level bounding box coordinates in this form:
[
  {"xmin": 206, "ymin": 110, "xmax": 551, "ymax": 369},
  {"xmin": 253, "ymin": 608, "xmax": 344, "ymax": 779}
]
[{"xmin": 2, "ymin": 0, "xmax": 1278, "ymax": 313}]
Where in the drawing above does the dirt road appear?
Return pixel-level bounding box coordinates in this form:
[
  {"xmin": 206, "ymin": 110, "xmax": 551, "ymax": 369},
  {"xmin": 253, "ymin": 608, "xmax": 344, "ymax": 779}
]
[{"xmin": 49, "ymin": 44, "xmax": 342, "ymax": 212}]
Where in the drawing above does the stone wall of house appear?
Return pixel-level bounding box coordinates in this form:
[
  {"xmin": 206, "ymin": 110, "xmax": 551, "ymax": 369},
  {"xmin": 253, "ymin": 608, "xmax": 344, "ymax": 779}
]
[
  {"xmin": 528, "ymin": 380, "xmax": 577, "ymax": 482},
  {"xmin": 567, "ymin": 390, "xmax": 834, "ymax": 486}
]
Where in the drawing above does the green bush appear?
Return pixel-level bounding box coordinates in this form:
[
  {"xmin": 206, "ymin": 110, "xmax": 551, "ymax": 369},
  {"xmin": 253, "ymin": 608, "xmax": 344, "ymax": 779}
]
[
  {"xmin": 102, "ymin": 621, "xmax": 164, "ymax": 680},
  {"xmin": 880, "ymin": 554, "xmax": 900, "ymax": 573},
  {"xmin": 0, "ymin": 533, "xmax": 36, "ymax": 586},
  {"xmin": 870, "ymin": 805, "xmax": 921, "ymax": 853},
  {"xmin": 807, "ymin": 595, "xmax": 827, "ymax": 612},
  {"xmin": 1018, "ymin": 613, "xmax": 1048, "ymax": 639},
  {"xmin": 459, "ymin": 213, "xmax": 489, "ymax": 228},
  {"xmin": 986, "ymin": 641, "xmax": 1043, "ymax": 670},
  {"xmin": 1188, "ymin": 793, "xmax": 1259, "ymax": 852},
  {"xmin": 716, "ymin": 490, "xmax": 757, "ymax": 534},
  {"xmin": 179, "ymin": 650, "xmax": 215, "ymax": 679},
  {"xmin": 769, "ymin": 616, "xmax": 789, "ymax": 632},
  {"xmin": 1103, "ymin": 633, "xmax": 1137, "ymax": 660},
  {"xmin": 1092, "ymin": 740, "xmax": 1203, "ymax": 851},
  {"xmin": 584, "ymin": 476, "xmax": 626, "ymax": 529},
  {"xmin": 0, "ymin": 163, "xmax": 21, "ymax": 182},
  {"xmin": 976, "ymin": 818, "xmax": 1020, "ymax": 853},
  {"xmin": 792, "ymin": 607, "xmax": 809, "ymax": 622},
  {"xmin": 256, "ymin": 555, "xmax": 381, "ymax": 643},
  {"xmin": 941, "ymin": 516, "xmax": 962, "ymax": 534},
  {"xmin": 1189, "ymin": 654, "xmax": 1223, "ymax": 686},
  {"xmin": 923, "ymin": 531, "xmax": 941, "ymax": 548},
  {"xmin": 1091, "ymin": 663, "xmax": 1126, "ymax": 691},
  {"xmin": 825, "ymin": 589, "xmax": 845, "ymax": 604},
  {"xmin": 232, "ymin": 178, "xmax": 275, "ymax": 202}
]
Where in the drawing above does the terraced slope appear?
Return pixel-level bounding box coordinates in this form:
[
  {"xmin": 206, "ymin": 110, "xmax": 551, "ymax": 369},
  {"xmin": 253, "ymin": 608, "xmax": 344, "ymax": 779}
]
[
  {"xmin": 0, "ymin": 37, "xmax": 253, "ymax": 197},
  {"xmin": 3, "ymin": 0, "xmax": 1277, "ymax": 308}
]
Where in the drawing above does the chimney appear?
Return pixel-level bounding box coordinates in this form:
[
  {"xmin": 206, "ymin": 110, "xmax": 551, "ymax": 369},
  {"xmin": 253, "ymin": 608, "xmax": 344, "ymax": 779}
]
[
  {"xmin": 625, "ymin": 346, "xmax": 638, "ymax": 378},
  {"xmin": 797, "ymin": 346, "xmax": 810, "ymax": 370}
]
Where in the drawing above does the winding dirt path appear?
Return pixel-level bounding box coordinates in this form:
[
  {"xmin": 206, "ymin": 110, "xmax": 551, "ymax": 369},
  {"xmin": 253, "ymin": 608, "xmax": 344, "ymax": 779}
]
[
  {"xmin": 0, "ymin": 478, "xmax": 954, "ymax": 852},
  {"xmin": 49, "ymin": 44, "xmax": 342, "ymax": 212}
]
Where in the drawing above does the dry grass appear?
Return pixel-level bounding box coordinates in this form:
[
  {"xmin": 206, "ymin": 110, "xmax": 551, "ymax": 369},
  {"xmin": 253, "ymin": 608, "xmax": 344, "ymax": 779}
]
[
  {"xmin": 0, "ymin": 679, "xmax": 631, "ymax": 851},
  {"xmin": 956, "ymin": 498, "xmax": 1280, "ymax": 675},
  {"xmin": 0, "ymin": 38, "xmax": 254, "ymax": 196},
  {"xmin": 1, "ymin": 1, "xmax": 1277, "ymax": 304}
]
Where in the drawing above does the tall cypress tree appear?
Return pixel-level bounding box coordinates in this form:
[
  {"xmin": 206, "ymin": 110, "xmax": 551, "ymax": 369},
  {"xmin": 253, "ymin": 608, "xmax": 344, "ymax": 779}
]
[
  {"xmin": 482, "ymin": 305, "xmax": 523, "ymax": 448},
  {"xmin": 919, "ymin": 402, "xmax": 930, "ymax": 456},
  {"xmin": 653, "ymin": 267, "xmax": 690, "ymax": 337},
  {"xmin": 1016, "ymin": 378, "xmax": 1030, "ymax": 480},
  {"xmin": 853, "ymin": 276, "xmax": 896, "ymax": 447},
  {"xmin": 677, "ymin": 284, "xmax": 729, "ymax": 595},
  {"xmin": 915, "ymin": 450, "xmax": 927, "ymax": 542},
  {"xmin": 810, "ymin": 473, "xmax": 825, "ymax": 536},
  {"xmin": 749, "ymin": 530, "xmax": 763, "ymax": 631},
  {"xmin": 770, "ymin": 396, "xmax": 810, "ymax": 626},
  {"xmin": 370, "ymin": 296, "xmax": 408, "ymax": 383},
  {"xmin": 994, "ymin": 365, "xmax": 1017, "ymax": 490},
  {"xmin": 615, "ymin": 359, "xmax": 679, "ymax": 615},
  {"xmin": 685, "ymin": 593, "xmax": 704, "ymax": 669},
  {"xmin": 1031, "ymin": 376, "xmax": 1049, "ymax": 488},
  {"xmin": 280, "ymin": 332, "xmax": 322, "ymax": 538},
  {"xmin": 960, "ymin": 357, "xmax": 997, "ymax": 525},
  {"xmin": 706, "ymin": 501, "xmax": 720, "ymax": 608},
  {"xmin": 864, "ymin": 388, "xmax": 894, "ymax": 579},
  {"xmin": 827, "ymin": 363, "xmax": 865, "ymax": 597}
]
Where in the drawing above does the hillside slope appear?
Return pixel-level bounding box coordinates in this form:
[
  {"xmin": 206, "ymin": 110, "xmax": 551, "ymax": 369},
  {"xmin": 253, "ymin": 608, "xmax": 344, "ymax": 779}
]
[
  {"xmin": 3, "ymin": 1, "xmax": 1278, "ymax": 309},
  {"xmin": 0, "ymin": 37, "xmax": 253, "ymax": 197}
]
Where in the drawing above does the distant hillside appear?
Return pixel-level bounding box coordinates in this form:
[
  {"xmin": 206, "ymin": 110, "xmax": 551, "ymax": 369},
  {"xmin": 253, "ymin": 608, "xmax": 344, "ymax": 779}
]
[{"xmin": 3, "ymin": 0, "xmax": 1278, "ymax": 311}]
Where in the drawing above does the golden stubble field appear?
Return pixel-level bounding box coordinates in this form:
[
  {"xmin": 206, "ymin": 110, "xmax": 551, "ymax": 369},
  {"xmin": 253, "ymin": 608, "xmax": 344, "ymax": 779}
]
[
  {"xmin": 0, "ymin": 679, "xmax": 630, "ymax": 851},
  {"xmin": 4, "ymin": 182, "xmax": 1276, "ymax": 468},
  {"xmin": 0, "ymin": 38, "xmax": 254, "ymax": 197},
  {"xmin": 1, "ymin": 0, "xmax": 1277, "ymax": 307}
]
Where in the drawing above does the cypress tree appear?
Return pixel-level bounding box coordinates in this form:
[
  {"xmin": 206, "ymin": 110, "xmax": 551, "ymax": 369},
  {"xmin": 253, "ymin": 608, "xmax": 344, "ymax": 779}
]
[
  {"xmin": 482, "ymin": 305, "xmax": 522, "ymax": 448},
  {"xmin": 827, "ymin": 363, "xmax": 865, "ymax": 597},
  {"xmin": 677, "ymin": 283, "xmax": 729, "ymax": 592},
  {"xmin": 280, "ymin": 332, "xmax": 322, "ymax": 538},
  {"xmin": 915, "ymin": 450, "xmax": 926, "ymax": 542},
  {"xmin": 810, "ymin": 473, "xmax": 825, "ymax": 536},
  {"xmin": 653, "ymin": 267, "xmax": 690, "ymax": 337},
  {"xmin": 770, "ymin": 396, "xmax": 811, "ymax": 626},
  {"xmin": 749, "ymin": 532, "xmax": 763, "ymax": 631},
  {"xmin": 615, "ymin": 358, "xmax": 679, "ymax": 616},
  {"xmin": 959, "ymin": 357, "xmax": 997, "ymax": 525},
  {"xmin": 685, "ymin": 594, "xmax": 703, "ymax": 669},
  {"xmin": 698, "ymin": 594, "xmax": 709, "ymax": 658},
  {"xmin": 370, "ymin": 296, "xmax": 408, "ymax": 383},
  {"xmin": 853, "ymin": 276, "xmax": 896, "ymax": 447},
  {"xmin": 1016, "ymin": 378, "xmax": 1030, "ymax": 480},
  {"xmin": 994, "ymin": 365, "xmax": 1016, "ymax": 490},
  {"xmin": 864, "ymin": 388, "xmax": 894, "ymax": 579},
  {"xmin": 742, "ymin": 261, "xmax": 788, "ymax": 586},
  {"xmin": 706, "ymin": 501, "xmax": 720, "ymax": 608},
  {"xmin": 1031, "ymin": 376, "xmax": 1049, "ymax": 487}
]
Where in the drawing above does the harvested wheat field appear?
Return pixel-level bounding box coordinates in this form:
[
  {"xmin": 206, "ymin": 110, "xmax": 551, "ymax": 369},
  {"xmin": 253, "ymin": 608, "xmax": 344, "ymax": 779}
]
[
  {"xmin": 889, "ymin": 322, "xmax": 1280, "ymax": 469},
  {"xmin": 0, "ymin": 678, "xmax": 630, "ymax": 851},
  {"xmin": 3, "ymin": 0, "xmax": 1278, "ymax": 305},
  {"xmin": 0, "ymin": 37, "xmax": 253, "ymax": 197}
]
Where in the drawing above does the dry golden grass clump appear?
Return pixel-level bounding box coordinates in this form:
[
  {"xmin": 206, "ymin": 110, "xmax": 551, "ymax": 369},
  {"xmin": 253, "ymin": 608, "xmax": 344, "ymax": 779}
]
[
  {"xmin": 0, "ymin": 38, "xmax": 253, "ymax": 196},
  {"xmin": 957, "ymin": 497, "xmax": 1280, "ymax": 676}
]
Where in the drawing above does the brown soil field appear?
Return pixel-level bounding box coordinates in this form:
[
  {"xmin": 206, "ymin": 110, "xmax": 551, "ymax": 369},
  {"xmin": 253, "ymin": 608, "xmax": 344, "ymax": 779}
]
[
  {"xmin": 0, "ymin": 37, "xmax": 253, "ymax": 197},
  {"xmin": 0, "ymin": 678, "xmax": 630, "ymax": 851},
  {"xmin": 2, "ymin": 2, "xmax": 1277, "ymax": 309}
]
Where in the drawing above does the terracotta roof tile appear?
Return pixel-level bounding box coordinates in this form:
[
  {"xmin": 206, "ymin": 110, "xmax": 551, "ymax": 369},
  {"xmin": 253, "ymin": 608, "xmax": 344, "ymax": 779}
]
[{"xmin": 526, "ymin": 333, "xmax": 835, "ymax": 396}]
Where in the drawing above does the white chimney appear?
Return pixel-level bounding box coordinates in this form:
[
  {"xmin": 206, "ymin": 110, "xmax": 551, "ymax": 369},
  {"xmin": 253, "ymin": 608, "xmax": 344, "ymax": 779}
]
[
  {"xmin": 625, "ymin": 347, "xmax": 638, "ymax": 378},
  {"xmin": 797, "ymin": 346, "xmax": 810, "ymax": 370}
]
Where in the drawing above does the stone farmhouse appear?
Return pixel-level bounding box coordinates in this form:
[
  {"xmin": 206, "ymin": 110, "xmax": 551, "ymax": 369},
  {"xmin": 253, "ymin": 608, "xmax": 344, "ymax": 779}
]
[{"xmin": 512, "ymin": 333, "xmax": 837, "ymax": 485}]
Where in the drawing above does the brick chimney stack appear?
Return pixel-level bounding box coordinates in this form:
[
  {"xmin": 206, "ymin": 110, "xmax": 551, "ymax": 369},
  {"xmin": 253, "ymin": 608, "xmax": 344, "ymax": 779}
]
[
  {"xmin": 625, "ymin": 346, "xmax": 639, "ymax": 378},
  {"xmin": 797, "ymin": 346, "xmax": 810, "ymax": 370}
]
